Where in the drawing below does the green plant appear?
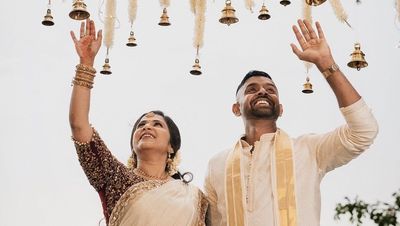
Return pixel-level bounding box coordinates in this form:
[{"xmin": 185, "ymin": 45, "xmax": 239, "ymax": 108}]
[{"xmin": 334, "ymin": 190, "xmax": 400, "ymax": 226}]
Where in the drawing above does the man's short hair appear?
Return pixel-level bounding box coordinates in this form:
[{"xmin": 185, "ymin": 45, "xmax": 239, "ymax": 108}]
[{"xmin": 236, "ymin": 70, "xmax": 272, "ymax": 95}]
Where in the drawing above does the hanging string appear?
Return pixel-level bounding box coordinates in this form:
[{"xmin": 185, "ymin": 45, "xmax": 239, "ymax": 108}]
[
  {"xmin": 245, "ymin": 0, "xmax": 254, "ymax": 13},
  {"xmin": 192, "ymin": 0, "xmax": 206, "ymax": 49},
  {"xmin": 329, "ymin": 0, "xmax": 352, "ymax": 28},
  {"xmin": 103, "ymin": 0, "xmax": 117, "ymax": 50},
  {"xmin": 128, "ymin": 0, "xmax": 138, "ymax": 28}
]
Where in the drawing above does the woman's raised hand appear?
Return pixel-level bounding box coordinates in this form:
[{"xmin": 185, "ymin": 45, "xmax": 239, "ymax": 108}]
[{"xmin": 70, "ymin": 19, "xmax": 102, "ymax": 66}]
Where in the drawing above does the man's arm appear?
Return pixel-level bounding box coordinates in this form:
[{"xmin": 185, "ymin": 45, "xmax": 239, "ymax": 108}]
[
  {"xmin": 291, "ymin": 19, "xmax": 378, "ymax": 173},
  {"xmin": 290, "ymin": 19, "xmax": 360, "ymax": 108}
]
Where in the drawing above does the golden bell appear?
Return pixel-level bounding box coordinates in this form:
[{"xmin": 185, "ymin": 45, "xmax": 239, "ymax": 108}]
[
  {"xmin": 280, "ymin": 0, "xmax": 291, "ymax": 6},
  {"xmin": 190, "ymin": 59, "xmax": 202, "ymax": 76},
  {"xmin": 158, "ymin": 8, "xmax": 171, "ymax": 26},
  {"xmin": 100, "ymin": 58, "xmax": 112, "ymax": 75},
  {"xmin": 305, "ymin": 0, "xmax": 326, "ymax": 6},
  {"xmin": 347, "ymin": 43, "xmax": 368, "ymax": 71},
  {"xmin": 69, "ymin": 0, "xmax": 90, "ymax": 21},
  {"xmin": 302, "ymin": 77, "xmax": 313, "ymax": 94},
  {"xmin": 42, "ymin": 9, "xmax": 55, "ymax": 26},
  {"xmin": 258, "ymin": 5, "xmax": 270, "ymax": 20},
  {"xmin": 219, "ymin": 0, "xmax": 239, "ymax": 26},
  {"xmin": 126, "ymin": 31, "xmax": 137, "ymax": 47}
]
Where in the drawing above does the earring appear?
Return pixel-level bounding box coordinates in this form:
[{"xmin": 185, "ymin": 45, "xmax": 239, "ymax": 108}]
[{"xmin": 127, "ymin": 153, "xmax": 137, "ymax": 168}]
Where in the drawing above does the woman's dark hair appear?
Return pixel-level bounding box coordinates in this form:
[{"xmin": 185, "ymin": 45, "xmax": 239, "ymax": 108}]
[{"xmin": 130, "ymin": 110, "xmax": 182, "ymax": 180}]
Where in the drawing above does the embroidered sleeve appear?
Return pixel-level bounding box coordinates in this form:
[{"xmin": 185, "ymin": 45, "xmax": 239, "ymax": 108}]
[
  {"xmin": 72, "ymin": 128, "xmax": 128, "ymax": 192},
  {"xmin": 197, "ymin": 190, "xmax": 209, "ymax": 226}
]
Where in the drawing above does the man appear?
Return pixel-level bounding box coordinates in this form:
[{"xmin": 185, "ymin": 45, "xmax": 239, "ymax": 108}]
[{"xmin": 204, "ymin": 19, "xmax": 378, "ymax": 226}]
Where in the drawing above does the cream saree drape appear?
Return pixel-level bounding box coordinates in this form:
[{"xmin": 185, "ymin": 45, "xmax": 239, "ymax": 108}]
[{"xmin": 109, "ymin": 180, "xmax": 207, "ymax": 226}]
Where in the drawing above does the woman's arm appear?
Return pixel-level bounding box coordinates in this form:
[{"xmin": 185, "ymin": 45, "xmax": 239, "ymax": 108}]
[{"xmin": 69, "ymin": 19, "xmax": 102, "ymax": 142}]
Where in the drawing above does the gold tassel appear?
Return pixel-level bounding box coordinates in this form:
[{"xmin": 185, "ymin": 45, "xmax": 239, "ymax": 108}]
[
  {"xmin": 104, "ymin": 0, "xmax": 117, "ymax": 49},
  {"xmin": 329, "ymin": 0, "xmax": 351, "ymax": 27}
]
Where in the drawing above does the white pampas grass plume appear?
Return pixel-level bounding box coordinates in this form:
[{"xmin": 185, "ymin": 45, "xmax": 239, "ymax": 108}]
[
  {"xmin": 245, "ymin": 0, "xmax": 255, "ymax": 12},
  {"xmin": 396, "ymin": 0, "xmax": 400, "ymax": 22},
  {"xmin": 190, "ymin": 0, "xmax": 196, "ymax": 13},
  {"xmin": 302, "ymin": 1, "xmax": 313, "ymax": 70},
  {"xmin": 103, "ymin": 0, "xmax": 117, "ymax": 49},
  {"xmin": 160, "ymin": 0, "xmax": 170, "ymax": 8},
  {"xmin": 329, "ymin": 0, "xmax": 351, "ymax": 27},
  {"xmin": 128, "ymin": 0, "xmax": 137, "ymax": 26},
  {"xmin": 302, "ymin": 1, "xmax": 313, "ymax": 24},
  {"xmin": 193, "ymin": 0, "xmax": 206, "ymax": 49}
]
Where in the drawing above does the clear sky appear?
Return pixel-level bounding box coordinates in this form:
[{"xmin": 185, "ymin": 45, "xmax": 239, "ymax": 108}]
[{"xmin": 0, "ymin": 1, "xmax": 399, "ymax": 226}]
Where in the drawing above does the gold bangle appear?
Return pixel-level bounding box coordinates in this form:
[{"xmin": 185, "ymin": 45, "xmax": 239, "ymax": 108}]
[
  {"xmin": 74, "ymin": 77, "xmax": 94, "ymax": 85},
  {"xmin": 75, "ymin": 70, "xmax": 95, "ymax": 78},
  {"xmin": 76, "ymin": 64, "xmax": 96, "ymax": 74},
  {"xmin": 75, "ymin": 72, "xmax": 95, "ymax": 82},
  {"xmin": 72, "ymin": 79, "xmax": 93, "ymax": 89}
]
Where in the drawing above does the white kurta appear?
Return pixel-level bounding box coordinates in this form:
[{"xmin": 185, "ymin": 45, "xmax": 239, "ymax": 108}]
[{"xmin": 204, "ymin": 98, "xmax": 378, "ymax": 226}]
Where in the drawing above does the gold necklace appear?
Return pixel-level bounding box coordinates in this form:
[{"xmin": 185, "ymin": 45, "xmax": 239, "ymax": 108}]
[{"xmin": 134, "ymin": 168, "xmax": 169, "ymax": 181}]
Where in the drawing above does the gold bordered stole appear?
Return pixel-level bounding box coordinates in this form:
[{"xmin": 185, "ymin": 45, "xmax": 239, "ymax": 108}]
[{"xmin": 224, "ymin": 129, "xmax": 298, "ymax": 226}]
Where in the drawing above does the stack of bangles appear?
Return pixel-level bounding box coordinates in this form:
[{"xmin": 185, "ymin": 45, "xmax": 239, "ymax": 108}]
[{"xmin": 72, "ymin": 64, "xmax": 96, "ymax": 89}]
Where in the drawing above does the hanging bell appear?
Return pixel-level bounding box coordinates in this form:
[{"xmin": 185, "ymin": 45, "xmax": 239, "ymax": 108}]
[
  {"xmin": 42, "ymin": 9, "xmax": 55, "ymax": 26},
  {"xmin": 305, "ymin": 0, "xmax": 326, "ymax": 6},
  {"xmin": 280, "ymin": 0, "xmax": 291, "ymax": 6},
  {"xmin": 69, "ymin": 0, "xmax": 90, "ymax": 20},
  {"xmin": 158, "ymin": 8, "xmax": 171, "ymax": 26},
  {"xmin": 126, "ymin": 31, "xmax": 137, "ymax": 47},
  {"xmin": 190, "ymin": 58, "xmax": 202, "ymax": 76},
  {"xmin": 302, "ymin": 77, "xmax": 313, "ymax": 94},
  {"xmin": 100, "ymin": 58, "xmax": 112, "ymax": 75},
  {"xmin": 219, "ymin": 0, "xmax": 239, "ymax": 26},
  {"xmin": 258, "ymin": 4, "xmax": 271, "ymax": 20},
  {"xmin": 347, "ymin": 43, "xmax": 368, "ymax": 71}
]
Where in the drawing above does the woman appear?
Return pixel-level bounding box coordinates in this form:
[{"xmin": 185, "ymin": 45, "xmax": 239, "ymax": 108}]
[{"xmin": 69, "ymin": 19, "xmax": 208, "ymax": 226}]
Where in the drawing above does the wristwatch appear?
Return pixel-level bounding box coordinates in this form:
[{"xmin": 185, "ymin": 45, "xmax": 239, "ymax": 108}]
[{"xmin": 322, "ymin": 63, "xmax": 340, "ymax": 79}]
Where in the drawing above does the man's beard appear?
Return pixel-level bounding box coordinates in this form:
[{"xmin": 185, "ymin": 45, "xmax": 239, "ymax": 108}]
[{"xmin": 247, "ymin": 104, "xmax": 280, "ymax": 120}]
